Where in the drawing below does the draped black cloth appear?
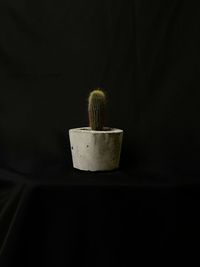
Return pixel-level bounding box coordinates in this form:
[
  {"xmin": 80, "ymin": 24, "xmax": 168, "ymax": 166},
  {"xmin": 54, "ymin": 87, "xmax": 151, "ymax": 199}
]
[
  {"xmin": 0, "ymin": 167, "xmax": 178, "ymax": 266},
  {"xmin": 0, "ymin": 0, "xmax": 199, "ymax": 265}
]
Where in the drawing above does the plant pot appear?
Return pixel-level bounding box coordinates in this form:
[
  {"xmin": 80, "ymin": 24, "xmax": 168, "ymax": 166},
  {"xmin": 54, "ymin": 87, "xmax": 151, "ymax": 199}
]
[{"xmin": 69, "ymin": 127, "xmax": 123, "ymax": 171}]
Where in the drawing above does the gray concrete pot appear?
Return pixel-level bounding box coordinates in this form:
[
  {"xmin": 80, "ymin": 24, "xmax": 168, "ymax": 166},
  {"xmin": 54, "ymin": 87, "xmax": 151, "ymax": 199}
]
[{"xmin": 69, "ymin": 127, "xmax": 123, "ymax": 171}]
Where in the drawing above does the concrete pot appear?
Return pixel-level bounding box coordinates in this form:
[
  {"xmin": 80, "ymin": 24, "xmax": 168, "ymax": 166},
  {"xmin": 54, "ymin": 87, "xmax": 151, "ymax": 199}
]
[{"xmin": 69, "ymin": 127, "xmax": 123, "ymax": 171}]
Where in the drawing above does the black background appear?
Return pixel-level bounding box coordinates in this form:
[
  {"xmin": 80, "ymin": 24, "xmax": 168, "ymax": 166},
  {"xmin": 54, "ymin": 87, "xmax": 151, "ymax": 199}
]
[
  {"xmin": 0, "ymin": 1, "xmax": 200, "ymax": 266},
  {"xmin": 0, "ymin": 0, "xmax": 199, "ymax": 177}
]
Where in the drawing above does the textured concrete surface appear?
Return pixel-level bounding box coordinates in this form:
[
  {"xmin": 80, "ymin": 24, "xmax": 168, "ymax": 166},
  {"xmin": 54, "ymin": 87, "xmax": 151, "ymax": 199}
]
[{"xmin": 69, "ymin": 127, "xmax": 123, "ymax": 171}]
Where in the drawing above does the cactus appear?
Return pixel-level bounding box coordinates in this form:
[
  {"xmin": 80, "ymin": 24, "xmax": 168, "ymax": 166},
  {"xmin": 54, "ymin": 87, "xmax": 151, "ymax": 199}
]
[{"xmin": 88, "ymin": 88, "xmax": 106, "ymax": 131}]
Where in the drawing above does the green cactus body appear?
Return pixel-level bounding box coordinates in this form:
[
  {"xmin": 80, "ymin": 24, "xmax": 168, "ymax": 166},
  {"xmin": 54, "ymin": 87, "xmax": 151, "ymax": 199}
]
[{"xmin": 88, "ymin": 89, "xmax": 106, "ymax": 131}]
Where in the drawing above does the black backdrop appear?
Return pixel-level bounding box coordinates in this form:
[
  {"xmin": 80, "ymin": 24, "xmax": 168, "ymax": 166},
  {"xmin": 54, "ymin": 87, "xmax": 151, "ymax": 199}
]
[
  {"xmin": 0, "ymin": 1, "xmax": 200, "ymax": 266},
  {"xmin": 0, "ymin": 0, "xmax": 199, "ymax": 177}
]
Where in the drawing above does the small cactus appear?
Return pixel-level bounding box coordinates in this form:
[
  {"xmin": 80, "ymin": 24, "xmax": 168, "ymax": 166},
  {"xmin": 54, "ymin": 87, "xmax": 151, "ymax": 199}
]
[{"xmin": 88, "ymin": 88, "xmax": 106, "ymax": 131}]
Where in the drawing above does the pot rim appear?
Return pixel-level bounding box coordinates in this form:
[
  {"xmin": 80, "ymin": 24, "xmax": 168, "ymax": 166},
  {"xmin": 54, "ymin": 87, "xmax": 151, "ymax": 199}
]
[{"xmin": 69, "ymin": 127, "xmax": 123, "ymax": 134}]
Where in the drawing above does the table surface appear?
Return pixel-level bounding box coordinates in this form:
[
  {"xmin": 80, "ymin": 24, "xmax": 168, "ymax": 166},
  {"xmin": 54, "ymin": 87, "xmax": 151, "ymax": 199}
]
[
  {"xmin": 0, "ymin": 163, "xmax": 194, "ymax": 187},
  {"xmin": 0, "ymin": 164, "xmax": 198, "ymax": 266}
]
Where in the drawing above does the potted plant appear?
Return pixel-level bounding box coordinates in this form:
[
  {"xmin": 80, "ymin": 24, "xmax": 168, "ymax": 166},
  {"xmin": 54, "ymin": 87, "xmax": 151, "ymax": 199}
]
[{"xmin": 69, "ymin": 88, "xmax": 123, "ymax": 171}]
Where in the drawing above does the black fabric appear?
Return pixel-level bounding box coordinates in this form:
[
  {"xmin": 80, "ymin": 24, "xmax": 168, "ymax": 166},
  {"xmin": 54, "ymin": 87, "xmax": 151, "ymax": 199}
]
[
  {"xmin": 0, "ymin": 0, "xmax": 199, "ymax": 176},
  {"xmin": 0, "ymin": 168, "xmax": 199, "ymax": 266},
  {"xmin": 0, "ymin": 0, "xmax": 199, "ymax": 266},
  {"xmin": 0, "ymin": 169, "xmax": 178, "ymax": 267}
]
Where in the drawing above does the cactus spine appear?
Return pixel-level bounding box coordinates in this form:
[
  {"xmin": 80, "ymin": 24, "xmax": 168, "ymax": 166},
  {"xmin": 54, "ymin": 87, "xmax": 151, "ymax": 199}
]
[{"xmin": 88, "ymin": 88, "xmax": 106, "ymax": 131}]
